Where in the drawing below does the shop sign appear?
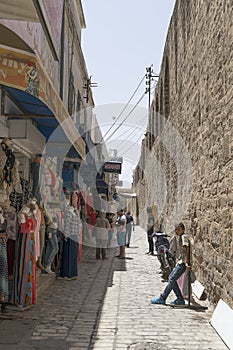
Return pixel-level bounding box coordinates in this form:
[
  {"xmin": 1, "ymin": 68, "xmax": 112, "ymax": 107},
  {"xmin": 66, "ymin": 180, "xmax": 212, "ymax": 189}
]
[{"xmin": 103, "ymin": 162, "xmax": 122, "ymax": 174}]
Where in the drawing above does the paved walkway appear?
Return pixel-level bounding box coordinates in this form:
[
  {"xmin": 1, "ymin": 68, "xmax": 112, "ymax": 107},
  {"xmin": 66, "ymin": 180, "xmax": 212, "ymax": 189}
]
[{"xmin": 0, "ymin": 226, "xmax": 228, "ymax": 350}]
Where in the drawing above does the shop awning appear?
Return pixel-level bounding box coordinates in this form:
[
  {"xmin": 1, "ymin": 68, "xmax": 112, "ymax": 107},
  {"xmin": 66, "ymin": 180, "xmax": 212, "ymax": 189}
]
[
  {"xmin": 0, "ymin": 44, "xmax": 86, "ymax": 160},
  {"xmin": 0, "ymin": 0, "xmax": 39, "ymax": 22}
]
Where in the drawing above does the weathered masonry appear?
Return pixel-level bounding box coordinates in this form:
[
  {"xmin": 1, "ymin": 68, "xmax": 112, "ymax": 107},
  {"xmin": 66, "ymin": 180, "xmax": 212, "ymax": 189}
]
[{"xmin": 133, "ymin": 0, "xmax": 233, "ymax": 307}]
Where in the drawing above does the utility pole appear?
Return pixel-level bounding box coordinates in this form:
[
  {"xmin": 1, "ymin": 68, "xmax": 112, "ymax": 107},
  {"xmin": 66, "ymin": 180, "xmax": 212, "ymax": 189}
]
[
  {"xmin": 145, "ymin": 65, "xmax": 159, "ymax": 111},
  {"xmin": 145, "ymin": 65, "xmax": 159, "ymax": 147}
]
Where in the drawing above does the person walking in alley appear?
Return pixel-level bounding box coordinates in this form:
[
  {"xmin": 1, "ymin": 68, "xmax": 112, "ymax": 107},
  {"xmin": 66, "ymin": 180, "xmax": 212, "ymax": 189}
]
[
  {"xmin": 146, "ymin": 207, "xmax": 155, "ymax": 255},
  {"xmin": 125, "ymin": 211, "xmax": 134, "ymax": 248},
  {"xmin": 115, "ymin": 209, "xmax": 126, "ymax": 259},
  {"xmin": 95, "ymin": 211, "xmax": 110, "ymax": 260},
  {"xmin": 150, "ymin": 222, "xmax": 191, "ymax": 305}
]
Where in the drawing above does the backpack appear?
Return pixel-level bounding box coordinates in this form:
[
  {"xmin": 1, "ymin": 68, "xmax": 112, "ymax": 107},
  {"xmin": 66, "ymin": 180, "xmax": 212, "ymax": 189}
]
[{"xmin": 126, "ymin": 215, "xmax": 132, "ymax": 224}]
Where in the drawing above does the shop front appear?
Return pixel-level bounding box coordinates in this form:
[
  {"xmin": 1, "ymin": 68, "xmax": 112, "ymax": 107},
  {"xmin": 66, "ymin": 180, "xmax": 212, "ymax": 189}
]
[{"xmin": 0, "ymin": 42, "xmax": 85, "ymax": 310}]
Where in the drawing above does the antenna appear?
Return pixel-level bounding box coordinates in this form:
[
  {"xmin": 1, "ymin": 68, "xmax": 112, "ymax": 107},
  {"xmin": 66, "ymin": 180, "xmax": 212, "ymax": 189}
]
[{"xmin": 83, "ymin": 75, "xmax": 98, "ymax": 103}]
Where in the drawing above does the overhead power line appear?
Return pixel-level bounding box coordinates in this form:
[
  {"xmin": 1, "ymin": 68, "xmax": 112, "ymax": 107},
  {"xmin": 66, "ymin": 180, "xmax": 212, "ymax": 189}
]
[
  {"xmin": 105, "ymin": 92, "xmax": 146, "ymax": 143},
  {"xmin": 115, "ymin": 114, "xmax": 147, "ymax": 140},
  {"xmin": 120, "ymin": 129, "xmax": 145, "ymax": 156},
  {"xmin": 99, "ymin": 74, "xmax": 146, "ymax": 143},
  {"xmin": 114, "ymin": 119, "xmax": 147, "ymax": 153}
]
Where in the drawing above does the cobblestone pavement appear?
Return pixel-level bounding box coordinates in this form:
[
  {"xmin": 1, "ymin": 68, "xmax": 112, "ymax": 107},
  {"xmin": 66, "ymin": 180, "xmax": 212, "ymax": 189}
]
[{"xmin": 0, "ymin": 226, "xmax": 228, "ymax": 350}]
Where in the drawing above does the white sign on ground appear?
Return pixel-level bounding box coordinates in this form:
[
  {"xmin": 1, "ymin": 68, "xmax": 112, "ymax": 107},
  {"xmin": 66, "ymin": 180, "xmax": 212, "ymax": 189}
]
[
  {"xmin": 192, "ymin": 280, "xmax": 205, "ymax": 300},
  {"xmin": 210, "ymin": 299, "xmax": 233, "ymax": 350}
]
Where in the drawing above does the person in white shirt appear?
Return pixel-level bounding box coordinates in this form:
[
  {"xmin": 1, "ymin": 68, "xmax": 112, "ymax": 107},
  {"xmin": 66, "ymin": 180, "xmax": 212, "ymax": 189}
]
[{"xmin": 115, "ymin": 209, "xmax": 127, "ymax": 259}]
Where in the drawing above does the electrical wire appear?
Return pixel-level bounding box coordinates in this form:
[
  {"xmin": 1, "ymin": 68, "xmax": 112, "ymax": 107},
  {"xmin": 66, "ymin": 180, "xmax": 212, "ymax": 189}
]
[
  {"xmin": 105, "ymin": 92, "xmax": 146, "ymax": 143},
  {"xmin": 99, "ymin": 74, "xmax": 146, "ymax": 143},
  {"xmin": 111, "ymin": 114, "xmax": 148, "ymax": 144},
  {"xmin": 120, "ymin": 129, "xmax": 145, "ymax": 156},
  {"xmin": 112, "ymin": 118, "xmax": 147, "ymax": 150},
  {"xmin": 115, "ymin": 120, "xmax": 147, "ymax": 153}
]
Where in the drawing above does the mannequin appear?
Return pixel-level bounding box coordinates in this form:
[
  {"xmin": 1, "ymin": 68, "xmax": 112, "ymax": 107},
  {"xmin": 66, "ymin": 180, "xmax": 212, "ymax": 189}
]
[
  {"xmin": 2, "ymin": 199, "xmax": 17, "ymax": 280},
  {"xmin": 0, "ymin": 206, "xmax": 8, "ymax": 302},
  {"xmin": 12, "ymin": 204, "xmax": 36, "ymax": 308}
]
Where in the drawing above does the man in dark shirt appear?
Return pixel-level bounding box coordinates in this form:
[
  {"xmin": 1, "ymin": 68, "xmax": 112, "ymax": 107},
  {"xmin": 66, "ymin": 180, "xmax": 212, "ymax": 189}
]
[{"xmin": 146, "ymin": 207, "xmax": 155, "ymax": 255}]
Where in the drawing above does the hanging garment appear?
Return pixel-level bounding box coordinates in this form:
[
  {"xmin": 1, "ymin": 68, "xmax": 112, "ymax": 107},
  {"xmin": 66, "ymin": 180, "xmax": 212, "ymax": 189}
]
[
  {"xmin": 60, "ymin": 238, "xmax": 78, "ymax": 278},
  {"xmin": 0, "ymin": 145, "xmax": 7, "ymax": 191},
  {"xmin": 42, "ymin": 227, "xmax": 58, "ymax": 269},
  {"xmin": 9, "ymin": 179, "xmax": 32, "ymax": 212},
  {"xmin": 0, "ymin": 238, "xmax": 8, "ymax": 302},
  {"xmin": 0, "ymin": 215, "xmax": 8, "ymax": 302},
  {"xmin": 11, "ymin": 160, "xmax": 23, "ymax": 193},
  {"xmin": 1, "ymin": 140, "xmax": 15, "ymax": 187},
  {"xmin": 12, "ymin": 213, "xmax": 36, "ymax": 307},
  {"xmin": 60, "ymin": 208, "xmax": 80, "ymax": 278},
  {"xmin": 3, "ymin": 205, "xmax": 17, "ymax": 277},
  {"xmin": 33, "ymin": 204, "xmax": 41, "ymax": 261}
]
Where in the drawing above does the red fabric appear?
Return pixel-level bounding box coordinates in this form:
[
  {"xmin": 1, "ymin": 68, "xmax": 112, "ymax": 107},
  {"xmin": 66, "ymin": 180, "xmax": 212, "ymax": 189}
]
[
  {"xmin": 80, "ymin": 191, "xmax": 86, "ymax": 207},
  {"xmin": 19, "ymin": 215, "xmax": 35, "ymax": 234},
  {"xmin": 89, "ymin": 211, "xmax": 97, "ymax": 233}
]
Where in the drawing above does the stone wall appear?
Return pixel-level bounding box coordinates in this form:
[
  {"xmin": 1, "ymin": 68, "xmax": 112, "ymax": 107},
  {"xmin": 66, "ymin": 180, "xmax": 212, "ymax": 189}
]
[{"xmin": 133, "ymin": 0, "xmax": 233, "ymax": 307}]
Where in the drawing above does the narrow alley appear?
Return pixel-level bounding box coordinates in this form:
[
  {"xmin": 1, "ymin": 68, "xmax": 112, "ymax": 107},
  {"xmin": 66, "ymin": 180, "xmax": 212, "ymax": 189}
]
[{"xmin": 0, "ymin": 226, "xmax": 227, "ymax": 350}]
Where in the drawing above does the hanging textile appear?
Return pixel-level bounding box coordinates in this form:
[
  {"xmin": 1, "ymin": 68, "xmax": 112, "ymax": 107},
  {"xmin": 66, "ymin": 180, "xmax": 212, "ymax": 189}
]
[
  {"xmin": 12, "ymin": 208, "xmax": 36, "ymax": 307},
  {"xmin": 0, "ymin": 210, "xmax": 8, "ymax": 302}
]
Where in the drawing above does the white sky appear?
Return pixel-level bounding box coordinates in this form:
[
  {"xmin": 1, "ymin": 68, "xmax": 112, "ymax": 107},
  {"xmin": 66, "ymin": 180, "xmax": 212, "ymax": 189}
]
[{"xmin": 81, "ymin": 0, "xmax": 176, "ymax": 187}]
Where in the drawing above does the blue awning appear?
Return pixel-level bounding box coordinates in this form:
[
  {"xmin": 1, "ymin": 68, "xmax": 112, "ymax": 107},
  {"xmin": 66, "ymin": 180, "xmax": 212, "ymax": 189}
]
[
  {"xmin": 5, "ymin": 86, "xmax": 58, "ymax": 141},
  {"xmin": 0, "ymin": 44, "xmax": 85, "ymax": 159}
]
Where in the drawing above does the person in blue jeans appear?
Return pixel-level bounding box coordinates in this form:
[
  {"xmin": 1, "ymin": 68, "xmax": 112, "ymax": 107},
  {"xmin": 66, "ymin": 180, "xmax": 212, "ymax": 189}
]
[{"xmin": 150, "ymin": 222, "xmax": 191, "ymax": 305}]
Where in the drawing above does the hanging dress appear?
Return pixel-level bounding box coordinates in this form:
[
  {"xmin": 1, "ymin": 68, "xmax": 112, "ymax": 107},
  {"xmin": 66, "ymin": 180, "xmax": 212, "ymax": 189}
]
[
  {"xmin": 3, "ymin": 205, "xmax": 17, "ymax": 277},
  {"xmin": 60, "ymin": 208, "xmax": 79, "ymax": 278},
  {"xmin": 0, "ymin": 216, "xmax": 8, "ymax": 302},
  {"xmin": 0, "ymin": 145, "xmax": 7, "ymax": 191},
  {"xmin": 33, "ymin": 204, "xmax": 41, "ymax": 261},
  {"xmin": 12, "ymin": 213, "xmax": 36, "ymax": 307}
]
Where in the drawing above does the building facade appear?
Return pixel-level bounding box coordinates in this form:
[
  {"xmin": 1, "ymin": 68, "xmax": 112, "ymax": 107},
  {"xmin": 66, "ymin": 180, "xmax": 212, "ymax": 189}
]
[
  {"xmin": 0, "ymin": 0, "xmax": 109, "ymax": 306},
  {"xmin": 133, "ymin": 0, "xmax": 233, "ymax": 307}
]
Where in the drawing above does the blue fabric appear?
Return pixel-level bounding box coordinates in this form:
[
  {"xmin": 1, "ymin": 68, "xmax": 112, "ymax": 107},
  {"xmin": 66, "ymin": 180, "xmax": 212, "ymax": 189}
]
[
  {"xmin": 0, "ymin": 241, "xmax": 8, "ymax": 302},
  {"xmin": 161, "ymin": 263, "xmax": 186, "ymax": 300},
  {"xmin": 117, "ymin": 231, "xmax": 126, "ymax": 247},
  {"xmin": 42, "ymin": 229, "xmax": 58, "ymax": 267},
  {"xmin": 60, "ymin": 237, "xmax": 78, "ymax": 278}
]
